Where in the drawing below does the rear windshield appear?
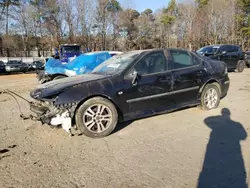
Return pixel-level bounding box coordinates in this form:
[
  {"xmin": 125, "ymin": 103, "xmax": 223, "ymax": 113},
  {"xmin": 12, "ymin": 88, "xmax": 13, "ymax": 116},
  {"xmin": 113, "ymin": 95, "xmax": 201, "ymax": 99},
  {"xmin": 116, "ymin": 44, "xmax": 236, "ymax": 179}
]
[{"xmin": 7, "ymin": 61, "xmax": 21, "ymax": 64}]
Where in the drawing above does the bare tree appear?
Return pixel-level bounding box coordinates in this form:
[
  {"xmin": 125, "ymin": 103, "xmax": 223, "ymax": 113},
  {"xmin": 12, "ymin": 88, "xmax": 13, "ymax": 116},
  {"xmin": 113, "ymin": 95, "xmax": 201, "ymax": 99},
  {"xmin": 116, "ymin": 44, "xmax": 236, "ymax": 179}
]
[
  {"xmin": 14, "ymin": 1, "xmax": 34, "ymax": 56},
  {"xmin": 1, "ymin": 0, "xmax": 250, "ymax": 57},
  {"xmin": 61, "ymin": 0, "xmax": 76, "ymax": 43},
  {"xmin": 176, "ymin": 0, "xmax": 197, "ymax": 50},
  {"xmin": 118, "ymin": 9, "xmax": 140, "ymax": 50},
  {"xmin": 0, "ymin": 0, "xmax": 19, "ymax": 56},
  {"xmin": 75, "ymin": 0, "xmax": 96, "ymax": 50},
  {"xmin": 43, "ymin": 0, "xmax": 64, "ymax": 47}
]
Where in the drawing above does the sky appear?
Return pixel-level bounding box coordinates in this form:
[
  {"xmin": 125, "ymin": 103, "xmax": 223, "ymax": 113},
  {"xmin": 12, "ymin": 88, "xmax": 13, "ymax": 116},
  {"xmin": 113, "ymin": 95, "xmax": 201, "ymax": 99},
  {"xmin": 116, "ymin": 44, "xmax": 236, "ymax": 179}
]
[{"xmin": 120, "ymin": 0, "xmax": 170, "ymax": 13}]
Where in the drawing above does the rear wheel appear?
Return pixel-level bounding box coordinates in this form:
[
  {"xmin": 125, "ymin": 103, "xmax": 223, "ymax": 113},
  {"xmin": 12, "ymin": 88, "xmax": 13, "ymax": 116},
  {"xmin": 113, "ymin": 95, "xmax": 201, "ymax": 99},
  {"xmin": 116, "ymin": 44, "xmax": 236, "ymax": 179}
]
[
  {"xmin": 75, "ymin": 97, "xmax": 118, "ymax": 138},
  {"xmin": 201, "ymin": 83, "xmax": 221, "ymax": 111},
  {"xmin": 53, "ymin": 75, "xmax": 67, "ymax": 80},
  {"xmin": 236, "ymin": 60, "xmax": 245, "ymax": 73}
]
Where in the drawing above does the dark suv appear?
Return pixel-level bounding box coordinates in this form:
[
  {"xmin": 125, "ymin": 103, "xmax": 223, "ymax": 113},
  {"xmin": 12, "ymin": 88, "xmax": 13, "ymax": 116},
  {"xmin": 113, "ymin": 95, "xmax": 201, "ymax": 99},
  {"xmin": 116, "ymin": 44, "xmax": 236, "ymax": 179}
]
[
  {"xmin": 244, "ymin": 51, "xmax": 250, "ymax": 68},
  {"xmin": 0, "ymin": 61, "xmax": 5, "ymax": 73},
  {"xmin": 197, "ymin": 44, "xmax": 245, "ymax": 72},
  {"xmin": 29, "ymin": 49, "xmax": 230, "ymax": 138}
]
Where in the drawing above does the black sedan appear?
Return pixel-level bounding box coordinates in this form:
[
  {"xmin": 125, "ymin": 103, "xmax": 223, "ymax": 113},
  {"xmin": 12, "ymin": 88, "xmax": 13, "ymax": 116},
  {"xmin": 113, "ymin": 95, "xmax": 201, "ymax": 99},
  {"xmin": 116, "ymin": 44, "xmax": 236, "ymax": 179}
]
[
  {"xmin": 29, "ymin": 61, "xmax": 44, "ymax": 71},
  {"xmin": 0, "ymin": 61, "xmax": 5, "ymax": 73},
  {"xmin": 5, "ymin": 60, "xmax": 29, "ymax": 73},
  {"xmin": 29, "ymin": 49, "xmax": 230, "ymax": 138}
]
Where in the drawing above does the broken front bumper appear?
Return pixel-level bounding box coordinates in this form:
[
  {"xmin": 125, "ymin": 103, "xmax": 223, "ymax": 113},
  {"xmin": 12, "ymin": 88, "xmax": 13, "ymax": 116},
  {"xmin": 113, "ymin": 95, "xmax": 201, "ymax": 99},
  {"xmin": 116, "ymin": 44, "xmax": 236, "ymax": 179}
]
[{"xmin": 29, "ymin": 101, "xmax": 75, "ymax": 134}]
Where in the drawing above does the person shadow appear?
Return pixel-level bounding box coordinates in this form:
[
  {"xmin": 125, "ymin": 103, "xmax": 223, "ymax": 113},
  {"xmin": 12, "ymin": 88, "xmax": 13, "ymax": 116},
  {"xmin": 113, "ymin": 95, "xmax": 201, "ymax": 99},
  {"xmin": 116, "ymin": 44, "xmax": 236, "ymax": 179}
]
[{"xmin": 197, "ymin": 108, "xmax": 248, "ymax": 188}]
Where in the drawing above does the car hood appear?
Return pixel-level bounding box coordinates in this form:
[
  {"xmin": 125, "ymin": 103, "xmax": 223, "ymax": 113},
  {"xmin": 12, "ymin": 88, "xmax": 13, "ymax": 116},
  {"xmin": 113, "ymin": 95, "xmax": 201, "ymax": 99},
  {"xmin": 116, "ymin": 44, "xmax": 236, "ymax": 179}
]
[{"xmin": 31, "ymin": 73, "xmax": 110, "ymax": 100}]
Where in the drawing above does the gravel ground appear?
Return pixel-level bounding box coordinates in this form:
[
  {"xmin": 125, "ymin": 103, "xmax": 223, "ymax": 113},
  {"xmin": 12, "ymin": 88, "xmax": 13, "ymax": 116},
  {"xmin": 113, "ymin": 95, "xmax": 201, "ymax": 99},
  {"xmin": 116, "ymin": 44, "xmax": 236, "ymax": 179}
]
[{"xmin": 0, "ymin": 71, "xmax": 250, "ymax": 188}]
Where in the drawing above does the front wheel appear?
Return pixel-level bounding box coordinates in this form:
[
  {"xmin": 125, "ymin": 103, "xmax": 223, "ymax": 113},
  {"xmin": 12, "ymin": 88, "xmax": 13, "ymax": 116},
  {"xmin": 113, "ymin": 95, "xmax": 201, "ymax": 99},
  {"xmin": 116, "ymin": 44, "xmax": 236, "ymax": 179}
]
[
  {"xmin": 75, "ymin": 97, "xmax": 118, "ymax": 138},
  {"xmin": 200, "ymin": 83, "xmax": 221, "ymax": 111},
  {"xmin": 236, "ymin": 60, "xmax": 245, "ymax": 73}
]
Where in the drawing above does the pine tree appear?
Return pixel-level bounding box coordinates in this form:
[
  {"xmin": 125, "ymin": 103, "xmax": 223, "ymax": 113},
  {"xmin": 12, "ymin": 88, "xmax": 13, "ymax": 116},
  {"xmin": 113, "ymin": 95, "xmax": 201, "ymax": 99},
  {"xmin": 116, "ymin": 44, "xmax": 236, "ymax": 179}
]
[
  {"xmin": 236, "ymin": 0, "xmax": 250, "ymax": 48},
  {"xmin": 195, "ymin": 0, "xmax": 209, "ymax": 7}
]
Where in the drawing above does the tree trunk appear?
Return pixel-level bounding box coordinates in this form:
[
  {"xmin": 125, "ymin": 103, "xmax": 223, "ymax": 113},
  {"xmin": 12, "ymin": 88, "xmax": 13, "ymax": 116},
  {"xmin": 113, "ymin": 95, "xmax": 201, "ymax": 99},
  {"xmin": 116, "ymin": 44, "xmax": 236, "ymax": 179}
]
[{"xmin": 6, "ymin": 5, "xmax": 10, "ymax": 57}]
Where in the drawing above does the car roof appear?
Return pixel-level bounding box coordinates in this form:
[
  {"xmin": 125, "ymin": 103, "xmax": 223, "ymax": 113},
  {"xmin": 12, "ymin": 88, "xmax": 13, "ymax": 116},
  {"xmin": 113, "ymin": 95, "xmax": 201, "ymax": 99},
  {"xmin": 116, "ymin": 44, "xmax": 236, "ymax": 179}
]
[
  {"xmin": 61, "ymin": 44, "xmax": 80, "ymax": 46},
  {"xmin": 202, "ymin": 44, "xmax": 240, "ymax": 48},
  {"xmin": 8, "ymin": 60, "xmax": 20, "ymax": 62},
  {"xmin": 124, "ymin": 48, "xmax": 189, "ymax": 54},
  {"xmin": 108, "ymin": 51, "xmax": 123, "ymax": 54}
]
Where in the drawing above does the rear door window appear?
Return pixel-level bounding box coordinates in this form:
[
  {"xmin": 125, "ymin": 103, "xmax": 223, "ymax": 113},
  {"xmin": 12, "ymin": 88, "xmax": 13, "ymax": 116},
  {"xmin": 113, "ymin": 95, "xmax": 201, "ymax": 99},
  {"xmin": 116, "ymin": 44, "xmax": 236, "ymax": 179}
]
[
  {"xmin": 227, "ymin": 46, "xmax": 235, "ymax": 52},
  {"xmin": 220, "ymin": 46, "xmax": 230, "ymax": 53},
  {"xmin": 233, "ymin": 46, "xmax": 240, "ymax": 52},
  {"xmin": 170, "ymin": 50, "xmax": 194, "ymax": 69}
]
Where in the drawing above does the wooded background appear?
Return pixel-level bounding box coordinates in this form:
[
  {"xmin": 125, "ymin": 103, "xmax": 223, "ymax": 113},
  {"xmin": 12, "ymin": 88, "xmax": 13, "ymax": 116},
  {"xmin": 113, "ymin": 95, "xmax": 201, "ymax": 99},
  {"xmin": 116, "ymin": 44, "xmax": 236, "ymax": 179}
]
[{"xmin": 0, "ymin": 0, "xmax": 250, "ymax": 57}]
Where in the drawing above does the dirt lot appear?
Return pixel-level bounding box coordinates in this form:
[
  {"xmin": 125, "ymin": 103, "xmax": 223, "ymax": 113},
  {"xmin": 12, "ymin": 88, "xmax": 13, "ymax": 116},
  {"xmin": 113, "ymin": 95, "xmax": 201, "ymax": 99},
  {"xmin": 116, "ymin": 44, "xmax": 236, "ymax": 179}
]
[{"xmin": 0, "ymin": 71, "xmax": 250, "ymax": 188}]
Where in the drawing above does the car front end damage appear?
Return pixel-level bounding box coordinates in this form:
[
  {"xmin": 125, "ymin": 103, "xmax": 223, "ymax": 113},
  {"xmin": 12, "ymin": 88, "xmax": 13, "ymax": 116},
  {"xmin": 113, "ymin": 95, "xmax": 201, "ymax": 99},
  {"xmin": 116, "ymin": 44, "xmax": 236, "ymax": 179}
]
[
  {"xmin": 0, "ymin": 88, "xmax": 79, "ymax": 136},
  {"xmin": 29, "ymin": 92, "xmax": 78, "ymax": 136}
]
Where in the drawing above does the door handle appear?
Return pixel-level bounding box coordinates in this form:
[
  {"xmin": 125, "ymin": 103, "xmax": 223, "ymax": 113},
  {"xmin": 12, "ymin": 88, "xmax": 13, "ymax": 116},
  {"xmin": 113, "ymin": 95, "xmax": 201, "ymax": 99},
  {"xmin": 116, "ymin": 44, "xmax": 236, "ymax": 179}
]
[
  {"xmin": 159, "ymin": 76, "xmax": 171, "ymax": 82},
  {"xmin": 174, "ymin": 76, "xmax": 181, "ymax": 82}
]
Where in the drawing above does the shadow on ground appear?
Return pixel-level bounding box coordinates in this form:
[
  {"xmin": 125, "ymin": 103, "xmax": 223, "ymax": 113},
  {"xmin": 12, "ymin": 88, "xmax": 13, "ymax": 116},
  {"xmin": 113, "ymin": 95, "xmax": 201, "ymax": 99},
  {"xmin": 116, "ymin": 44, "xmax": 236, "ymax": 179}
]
[
  {"xmin": 112, "ymin": 106, "xmax": 195, "ymax": 135},
  {"xmin": 197, "ymin": 108, "xmax": 248, "ymax": 188}
]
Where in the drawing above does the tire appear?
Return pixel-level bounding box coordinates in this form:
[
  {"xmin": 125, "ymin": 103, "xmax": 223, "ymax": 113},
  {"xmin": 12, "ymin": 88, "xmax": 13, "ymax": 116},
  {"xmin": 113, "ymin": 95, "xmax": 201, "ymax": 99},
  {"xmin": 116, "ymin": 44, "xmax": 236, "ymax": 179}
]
[
  {"xmin": 246, "ymin": 63, "xmax": 250, "ymax": 68},
  {"xmin": 236, "ymin": 60, "xmax": 245, "ymax": 73},
  {"xmin": 53, "ymin": 75, "xmax": 67, "ymax": 80},
  {"xmin": 75, "ymin": 97, "xmax": 118, "ymax": 138},
  {"xmin": 200, "ymin": 83, "xmax": 221, "ymax": 111}
]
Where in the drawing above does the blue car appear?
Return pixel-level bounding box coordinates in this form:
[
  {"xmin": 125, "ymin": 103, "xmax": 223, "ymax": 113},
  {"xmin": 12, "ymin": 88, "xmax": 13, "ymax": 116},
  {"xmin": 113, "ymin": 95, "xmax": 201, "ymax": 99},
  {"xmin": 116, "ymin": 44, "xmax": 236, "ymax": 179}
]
[{"xmin": 37, "ymin": 51, "xmax": 122, "ymax": 83}]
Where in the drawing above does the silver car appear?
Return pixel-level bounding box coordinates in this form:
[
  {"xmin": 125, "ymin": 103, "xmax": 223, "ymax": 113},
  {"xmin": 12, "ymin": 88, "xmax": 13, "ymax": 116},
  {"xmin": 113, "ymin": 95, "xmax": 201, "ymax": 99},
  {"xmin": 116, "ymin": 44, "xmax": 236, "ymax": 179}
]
[{"xmin": 5, "ymin": 60, "xmax": 29, "ymax": 73}]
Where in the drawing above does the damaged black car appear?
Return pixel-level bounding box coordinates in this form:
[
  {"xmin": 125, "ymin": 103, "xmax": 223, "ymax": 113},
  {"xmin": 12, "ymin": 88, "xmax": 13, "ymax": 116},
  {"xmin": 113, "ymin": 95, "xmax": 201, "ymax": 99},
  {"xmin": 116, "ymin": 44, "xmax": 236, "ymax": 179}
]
[{"xmin": 28, "ymin": 49, "xmax": 230, "ymax": 138}]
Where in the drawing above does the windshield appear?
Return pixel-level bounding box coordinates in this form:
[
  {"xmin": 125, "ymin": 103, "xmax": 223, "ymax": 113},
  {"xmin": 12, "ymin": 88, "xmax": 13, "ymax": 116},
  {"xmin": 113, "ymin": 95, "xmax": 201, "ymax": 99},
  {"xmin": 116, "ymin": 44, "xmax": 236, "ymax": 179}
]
[
  {"xmin": 92, "ymin": 52, "xmax": 140, "ymax": 75},
  {"xmin": 62, "ymin": 46, "xmax": 81, "ymax": 53},
  {"xmin": 197, "ymin": 46, "xmax": 219, "ymax": 55}
]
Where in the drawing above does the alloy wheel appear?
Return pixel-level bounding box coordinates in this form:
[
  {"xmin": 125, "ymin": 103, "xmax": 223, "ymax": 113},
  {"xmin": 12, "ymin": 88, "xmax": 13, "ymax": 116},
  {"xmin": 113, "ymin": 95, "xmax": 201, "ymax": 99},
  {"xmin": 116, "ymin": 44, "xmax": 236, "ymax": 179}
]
[
  {"xmin": 204, "ymin": 88, "xmax": 218, "ymax": 109},
  {"xmin": 83, "ymin": 104, "xmax": 113, "ymax": 133},
  {"xmin": 239, "ymin": 62, "xmax": 244, "ymax": 72}
]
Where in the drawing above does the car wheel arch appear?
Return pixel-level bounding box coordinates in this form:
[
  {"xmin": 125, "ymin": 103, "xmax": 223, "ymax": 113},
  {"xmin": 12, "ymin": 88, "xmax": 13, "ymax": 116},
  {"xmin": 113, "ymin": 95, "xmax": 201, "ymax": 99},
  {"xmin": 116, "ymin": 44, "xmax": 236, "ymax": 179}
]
[
  {"xmin": 52, "ymin": 74, "xmax": 67, "ymax": 79},
  {"xmin": 73, "ymin": 95, "xmax": 123, "ymax": 124},
  {"xmin": 198, "ymin": 79, "xmax": 221, "ymax": 98}
]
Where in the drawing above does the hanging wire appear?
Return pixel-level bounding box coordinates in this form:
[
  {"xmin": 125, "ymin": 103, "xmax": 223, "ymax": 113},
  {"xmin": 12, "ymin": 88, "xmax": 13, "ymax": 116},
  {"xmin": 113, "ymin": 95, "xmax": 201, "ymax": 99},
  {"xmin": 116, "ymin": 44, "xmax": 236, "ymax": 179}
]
[{"xmin": 0, "ymin": 89, "xmax": 32, "ymax": 118}]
